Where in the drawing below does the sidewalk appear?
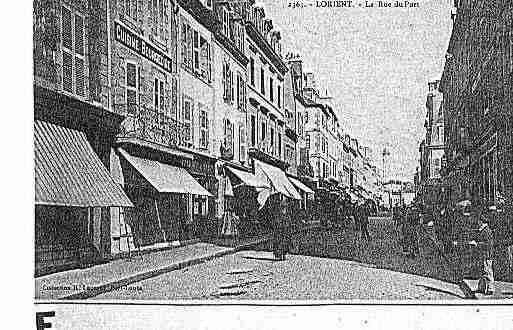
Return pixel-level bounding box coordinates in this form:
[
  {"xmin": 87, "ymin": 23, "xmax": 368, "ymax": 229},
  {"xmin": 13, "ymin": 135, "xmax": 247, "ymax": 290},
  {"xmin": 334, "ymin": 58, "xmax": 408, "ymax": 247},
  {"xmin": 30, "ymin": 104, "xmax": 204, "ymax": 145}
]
[
  {"xmin": 35, "ymin": 235, "xmax": 272, "ymax": 300},
  {"xmin": 35, "ymin": 224, "xmax": 318, "ymax": 300}
]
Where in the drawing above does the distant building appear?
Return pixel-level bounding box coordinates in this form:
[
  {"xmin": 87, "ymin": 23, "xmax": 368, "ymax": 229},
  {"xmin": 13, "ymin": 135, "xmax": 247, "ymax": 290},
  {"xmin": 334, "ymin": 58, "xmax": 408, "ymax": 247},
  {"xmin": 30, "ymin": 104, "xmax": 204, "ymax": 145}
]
[{"xmin": 417, "ymin": 80, "xmax": 445, "ymax": 209}]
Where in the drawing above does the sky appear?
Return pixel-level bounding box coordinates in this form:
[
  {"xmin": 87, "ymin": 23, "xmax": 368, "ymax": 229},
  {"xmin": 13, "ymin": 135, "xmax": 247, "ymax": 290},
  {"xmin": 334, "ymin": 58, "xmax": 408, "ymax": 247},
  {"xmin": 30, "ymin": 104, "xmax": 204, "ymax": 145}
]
[{"xmin": 262, "ymin": 0, "xmax": 454, "ymax": 182}]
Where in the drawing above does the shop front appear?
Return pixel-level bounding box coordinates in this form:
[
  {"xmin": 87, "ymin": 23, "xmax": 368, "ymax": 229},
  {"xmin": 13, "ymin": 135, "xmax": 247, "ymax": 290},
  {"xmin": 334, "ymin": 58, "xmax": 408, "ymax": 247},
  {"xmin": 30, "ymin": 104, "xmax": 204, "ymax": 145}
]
[
  {"xmin": 35, "ymin": 120, "xmax": 133, "ymax": 276},
  {"xmin": 113, "ymin": 147, "xmax": 215, "ymax": 250}
]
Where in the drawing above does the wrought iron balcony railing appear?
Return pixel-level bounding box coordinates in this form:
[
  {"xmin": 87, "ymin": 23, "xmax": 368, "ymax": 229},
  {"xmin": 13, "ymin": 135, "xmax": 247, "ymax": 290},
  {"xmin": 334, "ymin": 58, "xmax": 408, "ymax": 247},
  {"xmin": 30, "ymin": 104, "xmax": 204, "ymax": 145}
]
[{"xmin": 119, "ymin": 106, "xmax": 190, "ymax": 149}]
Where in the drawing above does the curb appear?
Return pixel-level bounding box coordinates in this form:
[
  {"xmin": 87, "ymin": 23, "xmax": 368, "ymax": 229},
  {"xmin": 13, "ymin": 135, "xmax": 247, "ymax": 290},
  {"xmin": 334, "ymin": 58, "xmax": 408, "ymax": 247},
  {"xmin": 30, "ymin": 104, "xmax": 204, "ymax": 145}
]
[
  {"xmin": 59, "ymin": 225, "xmax": 316, "ymax": 300},
  {"xmin": 60, "ymin": 236, "xmax": 273, "ymax": 300}
]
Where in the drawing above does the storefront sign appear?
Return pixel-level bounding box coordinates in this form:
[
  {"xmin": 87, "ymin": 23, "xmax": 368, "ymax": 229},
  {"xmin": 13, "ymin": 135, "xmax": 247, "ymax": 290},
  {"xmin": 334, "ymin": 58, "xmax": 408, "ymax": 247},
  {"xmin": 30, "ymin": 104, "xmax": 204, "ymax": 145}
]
[{"xmin": 115, "ymin": 21, "xmax": 172, "ymax": 73}]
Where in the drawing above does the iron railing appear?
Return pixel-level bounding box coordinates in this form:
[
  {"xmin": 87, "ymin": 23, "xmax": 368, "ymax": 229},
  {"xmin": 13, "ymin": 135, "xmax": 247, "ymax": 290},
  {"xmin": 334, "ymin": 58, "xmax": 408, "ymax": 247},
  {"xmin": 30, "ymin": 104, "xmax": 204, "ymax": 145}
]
[{"xmin": 119, "ymin": 107, "xmax": 191, "ymax": 149}]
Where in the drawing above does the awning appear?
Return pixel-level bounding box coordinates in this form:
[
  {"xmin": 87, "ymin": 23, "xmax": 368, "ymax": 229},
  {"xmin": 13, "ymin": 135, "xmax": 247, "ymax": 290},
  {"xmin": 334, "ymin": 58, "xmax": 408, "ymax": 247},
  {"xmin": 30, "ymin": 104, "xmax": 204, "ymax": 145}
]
[
  {"xmin": 289, "ymin": 177, "xmax": 314, "ymax": 194},
  {"xmin": 254, "ymin": 160, "xmax": 301, "ymax": 200},
  {"xmin": 34, "ymin": 120, "xmax": 133, "ymax": 207},
  {"xmin": 226, "ymin": 166, "xmax": 269, "ymax": 188},
  {"xmin": 118, "ymin": 149, "xmax": 212, "ymax": 197}
]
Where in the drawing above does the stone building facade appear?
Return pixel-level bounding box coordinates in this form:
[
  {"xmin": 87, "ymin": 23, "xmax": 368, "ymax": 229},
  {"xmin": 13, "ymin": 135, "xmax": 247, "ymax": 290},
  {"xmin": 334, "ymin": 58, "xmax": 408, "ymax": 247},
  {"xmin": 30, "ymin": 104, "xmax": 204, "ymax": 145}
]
[{"xmin": 440, "ymin": 0, "xmax": 513, "ymax": 206}]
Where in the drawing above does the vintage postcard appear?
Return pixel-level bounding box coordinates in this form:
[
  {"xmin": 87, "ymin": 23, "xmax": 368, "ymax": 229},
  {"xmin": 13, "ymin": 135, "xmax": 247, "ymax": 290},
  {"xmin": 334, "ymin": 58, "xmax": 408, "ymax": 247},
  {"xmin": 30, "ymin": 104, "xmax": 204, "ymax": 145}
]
[{"xmin": 31, "ymin": 0, "xmax": 513, "ymax": 327}]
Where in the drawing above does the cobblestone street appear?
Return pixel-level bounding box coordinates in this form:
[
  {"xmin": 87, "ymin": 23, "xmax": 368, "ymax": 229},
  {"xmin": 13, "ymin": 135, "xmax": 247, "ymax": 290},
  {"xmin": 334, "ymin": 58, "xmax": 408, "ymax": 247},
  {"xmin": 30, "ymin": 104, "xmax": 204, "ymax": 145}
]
[{"xmin": 93, "ymin": 217, "xmax": 512, "ymax": 300}]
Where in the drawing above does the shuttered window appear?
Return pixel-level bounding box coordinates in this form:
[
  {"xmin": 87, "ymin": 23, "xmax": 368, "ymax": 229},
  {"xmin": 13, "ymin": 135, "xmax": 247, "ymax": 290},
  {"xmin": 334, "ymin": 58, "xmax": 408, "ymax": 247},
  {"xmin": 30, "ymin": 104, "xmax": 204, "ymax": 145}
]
[
  {"xmin": 182, "ymin": 95, "xmax": 193, "ymax": 146},
  {"xmin": 199, "ymin": 106, "xmax": 209, "ymax": 149},
  {"xmin": 239, "ymin": 125, "xmax": 246, "ymax": 163},
  {"xmin": 61, "ymin": 6, "xmax": 73, "ymax": 93},
  {"xmin": 61, "ymin": 6, "xmax": 85, "ymax": 97},
  {"xmin": 126, "ymin": 62, "xmax": 138, "ymax": 115},
  {"xmin": 74, "ymin": 14, "xmax": 85, "ymax": 97}
]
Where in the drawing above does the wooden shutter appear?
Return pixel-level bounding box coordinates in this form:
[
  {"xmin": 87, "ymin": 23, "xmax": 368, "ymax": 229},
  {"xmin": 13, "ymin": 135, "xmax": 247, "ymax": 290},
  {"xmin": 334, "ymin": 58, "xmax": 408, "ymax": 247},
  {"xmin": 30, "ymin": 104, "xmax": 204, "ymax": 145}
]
[
  {"xmin": 74, "ymin": 14, "xmax": 85, "ymax": 97},
  {"xmin": 61, "ymin": 6, "xmax": 73, "ymax": 93}
]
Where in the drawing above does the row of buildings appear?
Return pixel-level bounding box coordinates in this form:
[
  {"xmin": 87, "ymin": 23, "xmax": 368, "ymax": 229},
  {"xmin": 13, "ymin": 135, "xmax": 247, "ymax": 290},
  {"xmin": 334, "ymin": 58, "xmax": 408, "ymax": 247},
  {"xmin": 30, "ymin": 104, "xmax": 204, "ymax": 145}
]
[
  {"xmin": 34, "ymin": 0, "xmax": 383, "ymax": 275},
  {"xmin": 416, "ymin": 0, "xmax": 512, "ymax": 210}
]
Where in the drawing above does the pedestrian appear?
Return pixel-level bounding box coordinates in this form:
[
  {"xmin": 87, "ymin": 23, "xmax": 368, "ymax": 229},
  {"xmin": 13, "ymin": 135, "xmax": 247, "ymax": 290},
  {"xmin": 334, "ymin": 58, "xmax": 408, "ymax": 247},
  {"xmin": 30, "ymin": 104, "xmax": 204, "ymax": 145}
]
[
  {"xmin": 361, "ymin": 201, "xmax": 371, "ymax": 241},
  {"xmin": 469, "ymin": 209, "xmax": 495, "ymax": 295},
  {"xmin": 406, "ymin": 205, "xmax": 420, "ymax": 258},
  {"xmin": 272, "ymin": 195, "xmax": 291, "ymax": 261}
]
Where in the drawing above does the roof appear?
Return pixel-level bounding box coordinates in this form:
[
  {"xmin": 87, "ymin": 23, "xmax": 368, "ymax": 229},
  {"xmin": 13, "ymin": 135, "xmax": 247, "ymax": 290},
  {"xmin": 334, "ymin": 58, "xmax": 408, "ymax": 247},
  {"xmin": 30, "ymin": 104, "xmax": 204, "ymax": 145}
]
[{"xmin": 34, "ymin": 120, "xmax": 133, "ymax": 207}]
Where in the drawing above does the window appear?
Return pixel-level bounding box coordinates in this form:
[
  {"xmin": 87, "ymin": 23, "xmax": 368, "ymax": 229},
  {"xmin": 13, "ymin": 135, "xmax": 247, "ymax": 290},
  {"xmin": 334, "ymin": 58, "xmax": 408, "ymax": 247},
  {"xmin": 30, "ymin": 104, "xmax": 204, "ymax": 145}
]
[
  {"xmin": 260, "ymin": 68, "xmax": 265, "ymax": 95},
  {"xmin": 249, "ymin": 58, "xmax": 255, "ymax": 86},
  {"xmin": 61, "ymin": 6, "xmax": 85, "ymax": 97},
  {"xmin": 306, "ymin": 135, "xmax": 310, "ymax": 150},
  {"xmin": 304, "ymin": 111, "xmax": 308, "ymax": 123},
  {"xmin": 124, "ymin": 0, "xmax": 138, "ymax": 21},
  {"xmin": 269, "ymin": 77, "xmax": 274, "ymax": 102},
  {"xmin": 239, "ymin": 125, "xmax": 246, "ymax": 163},
  {"xmin": 237, "ymin": 72, "xmax": 246, "ymax": 111},
  {"xmin": 222, "ymin": 61, "xmax": 234, "ymax": 103},
  {"xmin": 223, "ymin": 119, "xmax": 234, "ymax": 156},
  {"xmin": 315, "ymin": 135, "xmax": 320, "ymax": 152},
  {"xmin": 151, "ymin": 0, "xmax": 168, "ymax": 41},
  {"xmin": 154, "ymin": 77, "xmax": 165, "ymax": 115},
  {"xmin": 222, "ymin": 7, "xmax": 230, "ymax": 37},
  {"xmin": 250, "ymin": 115, "xmax": 256, "ymax": 147},
  {"xmin": 261, "ymin": 121, "xmax": 266, "ymax": 145},
  {"xmin": 181, "ymin": 18, "xmax": 211, "ymax": 82},
  {"xmin": 277, "ymin": 131, "xmax": 282, "ymax": 158},
  {"xmin": 182, "ymin": 95, "xmax": 194, "ymax": 146},
  {"xmin": 199, "ymin": 106, "xmax": 209, "ymax": 149},
  {"xmin": 277, "ymin": 85, "xmax": 281, "ymax": 108},
  {"xmin": 199, "ymin": 36, "xmax": 211, "ymax": 80},
  {"xmin": 193, "ymin": 30, "xmax": 200, "ymax": 71},
  {"xmin": 126, "ymin": 62, "xmax": 138, "ymax": 115},
  {"xmin": 236, "ymin": 23, "xmax": 244, "ymax": 51},
  {"xmin": 270, "ymin": 127, "xmax": 275, "ymax": 155}
]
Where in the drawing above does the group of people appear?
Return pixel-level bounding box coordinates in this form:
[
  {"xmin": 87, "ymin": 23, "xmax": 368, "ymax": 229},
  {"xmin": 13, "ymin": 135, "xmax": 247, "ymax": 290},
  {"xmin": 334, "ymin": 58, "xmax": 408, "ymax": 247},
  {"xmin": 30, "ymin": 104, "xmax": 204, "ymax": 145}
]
[{"xmin": 393, "ymin": 195, "xmax": 513, "ymax": 296}]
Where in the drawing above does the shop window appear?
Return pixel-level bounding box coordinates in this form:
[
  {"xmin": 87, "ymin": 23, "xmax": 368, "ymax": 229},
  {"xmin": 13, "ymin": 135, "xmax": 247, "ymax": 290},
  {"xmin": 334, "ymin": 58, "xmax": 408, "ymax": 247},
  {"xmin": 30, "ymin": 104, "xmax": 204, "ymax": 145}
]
[
  {"xmin": 61, "ymin": 6, "xmax": 85, "ymax": 97},
  {"xmin": 126, "ymin": 62, "xmax": 138, "ymax": 115},
  {"xmin": 199, "ymin": 105, "xmax": 209, "ymax": 149}
]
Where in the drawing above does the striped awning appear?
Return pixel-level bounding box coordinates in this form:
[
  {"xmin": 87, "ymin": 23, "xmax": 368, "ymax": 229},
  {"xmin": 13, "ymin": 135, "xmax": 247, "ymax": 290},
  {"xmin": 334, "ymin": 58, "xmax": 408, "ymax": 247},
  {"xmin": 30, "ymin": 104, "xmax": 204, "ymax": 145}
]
[
  {"xmin": 289, "ymin": 177, "xmax": 314, "ymax": 194},
  {"xmin": 254, "ymin": 160, "xmax": 301, "ymax": 200},
  {"xmin": 118, "ymin": 149, "xmax": 213, "ymax": 196},
  {"xmin": 34, "ymin": 120, "xmax": 133, "ymax": 207},
  {"xmin": 226, "ymin": 166, "xmax": 269, "ymax": 188}
]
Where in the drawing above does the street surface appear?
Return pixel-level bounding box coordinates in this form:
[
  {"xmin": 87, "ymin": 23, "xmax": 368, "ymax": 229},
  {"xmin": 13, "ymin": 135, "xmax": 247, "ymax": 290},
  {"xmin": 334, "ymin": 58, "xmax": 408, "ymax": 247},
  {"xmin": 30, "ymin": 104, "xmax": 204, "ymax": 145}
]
[{"xmin": 94, "ymin": 217, "xmax": 511, "ymax": 300}]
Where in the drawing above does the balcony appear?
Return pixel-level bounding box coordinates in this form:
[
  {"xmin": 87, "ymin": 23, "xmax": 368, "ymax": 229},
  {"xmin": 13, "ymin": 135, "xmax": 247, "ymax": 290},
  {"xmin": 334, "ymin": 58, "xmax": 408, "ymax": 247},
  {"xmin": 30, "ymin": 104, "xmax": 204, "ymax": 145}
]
[{"xmin": 118, "ymin": 106, "xmax": 189, "ymax": 149}]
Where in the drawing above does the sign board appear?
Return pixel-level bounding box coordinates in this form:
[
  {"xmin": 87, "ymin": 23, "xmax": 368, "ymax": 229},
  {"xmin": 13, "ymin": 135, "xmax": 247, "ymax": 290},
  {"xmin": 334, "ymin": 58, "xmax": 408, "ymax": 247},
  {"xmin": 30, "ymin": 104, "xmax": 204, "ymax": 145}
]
[{"xmin": 115, "ymin": 21, "xmax": 173, "ymax": 73}]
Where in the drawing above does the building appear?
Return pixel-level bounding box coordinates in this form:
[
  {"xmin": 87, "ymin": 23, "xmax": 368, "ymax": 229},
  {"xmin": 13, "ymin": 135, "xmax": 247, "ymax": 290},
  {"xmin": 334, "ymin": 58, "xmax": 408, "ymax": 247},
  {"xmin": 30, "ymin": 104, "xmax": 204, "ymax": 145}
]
[
  {"xmin": 109, "ymin": 0, "xmax": 218, "ymax": 253},
  {"xmin": 209, "ymin": 0, "xmax": 250, "ymax": 219},
  {"xmin": 34, "ymin": 0, "xmax": 133, "ymax": 275},
  {"xmin": 440, "ymin": 0, "xmax": 513, "ymax": 207},
  {"xmin": 417, "ymin": 80, "xmax": 445, "ymax": 209},
  {"xmin": 243, "ymin": 2, "xmax": 301, "ymax": 202}
]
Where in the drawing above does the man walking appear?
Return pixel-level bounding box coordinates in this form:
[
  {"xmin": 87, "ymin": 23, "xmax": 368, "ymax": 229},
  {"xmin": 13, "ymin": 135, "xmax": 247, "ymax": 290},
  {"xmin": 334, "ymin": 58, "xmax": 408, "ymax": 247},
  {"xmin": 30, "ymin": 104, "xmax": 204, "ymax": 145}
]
[{"xmin": 469, "ymin": 210, "xmax": 495, "ymax": 295}]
